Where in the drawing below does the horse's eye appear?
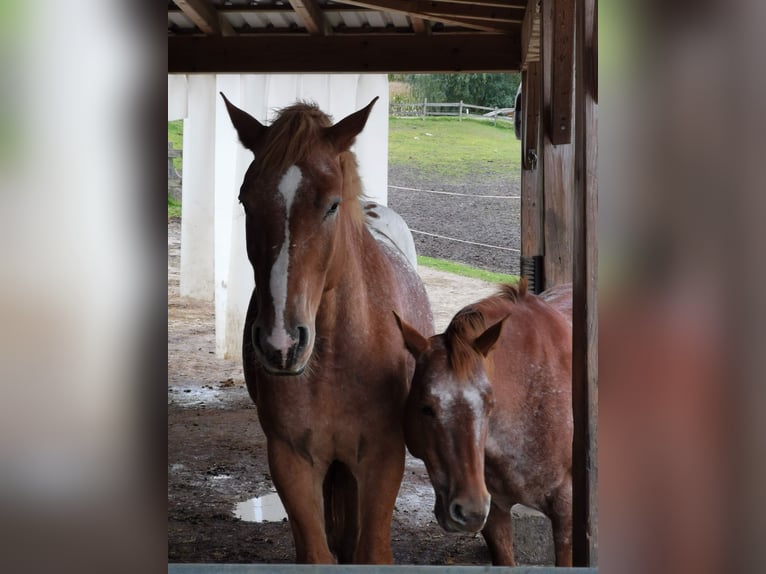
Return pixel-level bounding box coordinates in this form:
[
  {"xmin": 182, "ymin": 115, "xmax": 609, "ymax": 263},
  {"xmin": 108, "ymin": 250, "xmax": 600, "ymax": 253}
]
[
  {"xmin": 420, "ymin": 405, "xmax": 436, "ymax": 417},
  {"xmin": 325, "ymin": 199, "xmax": 340, "ymax": 218}
]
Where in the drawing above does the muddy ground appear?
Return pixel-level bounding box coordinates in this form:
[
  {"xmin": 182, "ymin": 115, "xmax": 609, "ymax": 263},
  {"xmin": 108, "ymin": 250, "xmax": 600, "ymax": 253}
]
[{"xmin": 168, "ymin": 168, "xmax": 553, "ymax": 565}]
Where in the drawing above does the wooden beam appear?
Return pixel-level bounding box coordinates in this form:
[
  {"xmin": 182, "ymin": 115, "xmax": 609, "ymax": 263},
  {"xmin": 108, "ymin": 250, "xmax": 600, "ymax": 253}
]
[
  {"xmin": 418, "ymin": 0, "xmax": 527, "ymax": 7},
  {"xmin": 541, "ymin": 0, "xmax": 574, "ymax": 288},
  {"xmin": 572, "ymin": 0, "xmax": 598, "ymax": 565},
  {"xmin": 414, "ymin": 2, "xmax": 524, "ymax": 23},
  {"xmin": 410, "ymin": 16, "xmax": 431, "ymax": 35},
  {"xmin": 550, "ymin": 0, "xmax": 575, "ymax": 144},
  {"xmin": 335, "ymin": 0, "xmax": 514, "ymax": 32},
  {"xmin": 521, "ymin": 0, "xmax": 541, "ymax": 67},
  {"xmin": 172, "ymin": 0, "xmax": 235, "ymax": 36},
  {"xmin": 520, "ymin": 62, "xmax": 544, "ymax": 264},
  {"xmin": 288, "ymin": 0, "xmax": 330, "ymax": 35},
  {"xmin": 169, "ymin": 33, "xmax": 521, "ymax": 73}
]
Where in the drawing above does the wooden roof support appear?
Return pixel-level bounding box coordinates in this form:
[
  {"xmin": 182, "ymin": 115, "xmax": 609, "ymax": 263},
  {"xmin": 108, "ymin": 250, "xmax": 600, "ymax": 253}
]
[
  {"xmin": 335, "ymin": 0, "xmax": 515, "ymax": 32},
  {"xmin": 288, "ymin": 0, "xmax": 331, "ymax": 36},
  {"xmin": 550, "ymin": 0, "xmax": 574, "ymax": 144},
  {"xmin": 410, "ymin": 16, "xmax": 432, "ymax": 35},
  {"xmin": 169, "ymin": 33, "xmax": 521, "ymax": 73},
  {"xmin": 572, "ymin": 0, "xmax": 598, "ymax": 565},
  {"xmin": 521, "ymin": 0, "xmax": 541, "ymax": 67},
  {"xmin": 172, "ymin": 0, "xmax": 235, "ymax": 36}
]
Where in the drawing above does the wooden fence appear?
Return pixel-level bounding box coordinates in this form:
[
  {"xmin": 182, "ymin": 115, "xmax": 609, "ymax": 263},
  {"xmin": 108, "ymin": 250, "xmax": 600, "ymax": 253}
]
[{"xmin": 390, "ymin": 100, "xmax": 515, "ymax": 125}]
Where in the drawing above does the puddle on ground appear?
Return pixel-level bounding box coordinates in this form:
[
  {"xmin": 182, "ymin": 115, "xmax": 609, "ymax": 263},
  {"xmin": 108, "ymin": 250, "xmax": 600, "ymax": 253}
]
[{"xmin": 234, "ymin": 493, "xmax": 288, "ymax": 523}]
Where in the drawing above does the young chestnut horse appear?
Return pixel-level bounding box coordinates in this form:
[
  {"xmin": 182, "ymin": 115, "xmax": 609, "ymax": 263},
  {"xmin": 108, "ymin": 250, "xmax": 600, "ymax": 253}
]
[
  {"xmin": 222, "ymin": 95, "xmax": 433, "ymax": 564},
  {"xmin": 395, "ymin": 280, "xmax": 573, "ymax": 566}
]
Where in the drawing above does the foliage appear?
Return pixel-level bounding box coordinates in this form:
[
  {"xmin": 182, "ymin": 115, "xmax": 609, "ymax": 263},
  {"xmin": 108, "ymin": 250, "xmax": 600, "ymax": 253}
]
[
  {"xmin": 418, "ymin": 256, "xmax": 519, "ymax": 284},
  {"xmin": 168, "ymin": 120, "xmax": 183, "ymax": 171},
  {"xmin": 168, "ymin": 195, "xmax": 182, "ymax": 219},
  {"xmin": 389, "ymin": 73, "xmax": 521, "ymax": 108},
  {"xmin": 388, "ymin": 117, "xmax": 521, "ymax": 179}
]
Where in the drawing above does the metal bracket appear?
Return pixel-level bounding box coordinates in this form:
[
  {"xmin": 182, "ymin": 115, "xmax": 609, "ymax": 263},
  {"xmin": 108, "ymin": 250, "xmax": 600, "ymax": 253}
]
[{"xmin": 525, "ymin": 149, "xmax": 538, "ymax": 171}]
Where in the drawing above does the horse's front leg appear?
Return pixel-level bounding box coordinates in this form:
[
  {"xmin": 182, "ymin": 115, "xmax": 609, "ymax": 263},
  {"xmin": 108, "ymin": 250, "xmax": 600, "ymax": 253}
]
[
  {"xmin": 482, "ymin": 501, "xmax": 516, "ymax": 565},
  {"xmin": 549, "ymin": 476, "xmax": 573, "ymax": 567},
  {"xmin": 353, "ymin": 441, "xmax": 405, "ymax": 564},
  {"xmin": 267, "ymin": 438, "xmax": 334, "ymax": 563}
]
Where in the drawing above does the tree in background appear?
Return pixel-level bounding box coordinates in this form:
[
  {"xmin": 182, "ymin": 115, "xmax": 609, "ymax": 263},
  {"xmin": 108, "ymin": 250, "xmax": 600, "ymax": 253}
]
[{"xmin": 390, "ymin": 73, "xmax": 521, "ymax": 108}]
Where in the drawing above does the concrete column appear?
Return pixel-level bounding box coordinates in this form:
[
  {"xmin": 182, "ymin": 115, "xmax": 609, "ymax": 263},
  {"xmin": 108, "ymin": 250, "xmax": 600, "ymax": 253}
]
[
  {"xmin": 180, "ymin": 75, "xmax": 216, "ymax": 300},
  {"xmin": 354, "ymin": 75, "xmax": 389, "ymax": 205},
  {"xmin": 213, "ymin": 75, "xmax": 241, "ymax": 357},
  {"xmin": 167, "ymin": 75, "xmax": 187, "ymax": 121}
]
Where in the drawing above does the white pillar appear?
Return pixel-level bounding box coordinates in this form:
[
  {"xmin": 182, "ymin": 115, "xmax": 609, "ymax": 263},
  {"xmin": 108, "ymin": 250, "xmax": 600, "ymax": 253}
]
[
  {"xmin": 214, "ymin": 75, "xmax": 242, "ymax": 357},
  {"xmin": 354, "ymin": 75, "xmax": 389, "ymax": 205},
  {"xmin": 180, "ymin": 75, "xmax": 216, "ymax": 300},
  {"xmin": 167, "ymin": 75, "xmax": 188, "ymax": 121}
]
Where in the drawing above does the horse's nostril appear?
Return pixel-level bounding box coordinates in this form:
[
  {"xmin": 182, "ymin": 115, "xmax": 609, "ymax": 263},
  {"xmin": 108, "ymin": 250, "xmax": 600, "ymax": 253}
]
[
  {"xmin": 297, "ymin": 325, "xmax": 309, "ymax": 350},
  {"xmin": 450, "ymin": 502, "xmax": 466, "ymax": 524}
]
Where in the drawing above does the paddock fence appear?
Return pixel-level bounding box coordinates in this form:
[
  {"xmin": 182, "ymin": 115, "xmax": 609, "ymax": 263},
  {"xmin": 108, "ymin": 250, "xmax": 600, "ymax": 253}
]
[{"xmin": 390, "ymin": 100, "xmax": 515, "ymax": 126}]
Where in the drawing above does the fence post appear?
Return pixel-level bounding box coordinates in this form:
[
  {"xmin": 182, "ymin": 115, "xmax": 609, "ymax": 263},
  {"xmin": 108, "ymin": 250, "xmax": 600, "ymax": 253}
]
[
  {"xmin": 459, "ymin": 100, "xmax": 463, "ymax": 122},
  {"xmin": 168, "ymin": 141, "xmax": 182, "ymax": 201},
  {"xmin": 423, "ymin": 97, "xmax": 427, "ymax": 121},
  {"xmin": 493, "ymin": 107, "xmax": 498, "ymax": 126}
]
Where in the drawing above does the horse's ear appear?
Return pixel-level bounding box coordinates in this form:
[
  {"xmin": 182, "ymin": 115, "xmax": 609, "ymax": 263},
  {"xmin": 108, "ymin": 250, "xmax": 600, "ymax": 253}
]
[
  {"xmin": 393, "ymin": 311, "xmax": 429, "ymax": 359},
  {"xmin": 220, "ymin": 92, "xmax": 267, "ymax": 152},
  {"xmin": 325, "ymin": 97, "xmax": 379, "ymax": 152},
  {"xmin": 473, "ymin": 315, "xmax": 508, "ymax": 357}
]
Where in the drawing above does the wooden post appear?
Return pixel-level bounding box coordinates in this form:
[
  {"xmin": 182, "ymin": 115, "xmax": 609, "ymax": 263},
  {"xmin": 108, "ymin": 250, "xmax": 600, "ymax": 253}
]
[
  {"xmin": 459, "ymin": 100, "xmax": 463, "ymax": 121},
  {"xmin": 520, "ymin": 62, "xmax": 544, "ymax": 292},
  {"xmin": 572, "ymin": 0, "xmax": 598, "ymax": 565},
  {"xmin": 542, "ymin": 0, "xmax": 574, "ymax": 289},
  {"xmin": 550, "ymin": 0, "xmax": 575, "ymax": 144},
  {"xmin": 423, "ymin": 97, "xmax": 427, "ymax": 121}
]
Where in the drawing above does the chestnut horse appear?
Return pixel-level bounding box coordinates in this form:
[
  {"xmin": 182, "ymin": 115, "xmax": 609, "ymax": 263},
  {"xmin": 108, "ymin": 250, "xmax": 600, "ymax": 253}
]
[
  {"xmin": 395, "ymin": 280, "xmax": 573, "ymax": 566},
  {"xmin": 221, "ymin": 95, "xmax": 433, "ymax": 564}
]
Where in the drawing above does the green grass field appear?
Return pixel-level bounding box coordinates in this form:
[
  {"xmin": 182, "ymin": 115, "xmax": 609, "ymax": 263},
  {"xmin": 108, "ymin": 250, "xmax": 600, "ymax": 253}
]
[
  {"xmin": 168, "ymin": 120, "xmax": 183, "ymax": 171},
  {"xmin": 388, "ymin": 116, "xmax": 520, "ymax": 180},
  {"xmin": 417, "ymin": 256, "xmax": 518, "ymax": 284}
]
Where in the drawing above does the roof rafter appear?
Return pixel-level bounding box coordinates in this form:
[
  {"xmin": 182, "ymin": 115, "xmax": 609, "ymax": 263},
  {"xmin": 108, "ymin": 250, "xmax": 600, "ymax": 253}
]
[
  {"xmin": 334, "ymin": 0, "xmax": 516, "ymax": 32},
  {"xmin": 172, "ymin": 0, "xmax": 235, "ymax": 36},
  {"xmin": 288, "ymin": 0, "xmax": 331, "ymax": 35}
]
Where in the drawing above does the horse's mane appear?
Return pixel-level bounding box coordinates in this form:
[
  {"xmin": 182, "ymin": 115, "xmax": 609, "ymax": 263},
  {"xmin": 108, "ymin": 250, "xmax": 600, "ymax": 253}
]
[
  {"xmin": 255, "ymin": 101, "xmax": 364, "ymax": 228},
  {"xmin": 444, "ymin": 279, "xmax": 529, "ymax": 380}
]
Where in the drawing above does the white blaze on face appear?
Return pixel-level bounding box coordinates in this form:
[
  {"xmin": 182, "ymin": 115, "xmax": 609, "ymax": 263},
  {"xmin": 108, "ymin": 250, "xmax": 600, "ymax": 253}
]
[
  {"xmin": 267, "ymin": 165, "xmax": 302, "ymax": 363},
  {"xmin": 432, "ymin": 377, "xmax": 486, "ymax": 447}
]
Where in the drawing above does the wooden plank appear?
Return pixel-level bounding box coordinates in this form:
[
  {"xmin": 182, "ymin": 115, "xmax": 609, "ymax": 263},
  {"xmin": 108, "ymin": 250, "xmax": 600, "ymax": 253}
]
[
  {"xmin": 541, "ymin": 0, "xmax": 574, "ymax": 288},
  {"xmin": 288, "ymin": 0, "xmax": 330, "ymax": 35},
  {"xmin": 172, "ymin": 0, "xmax": 235, "ymax": 36},
  {"xmin": 521, "ymin": 0, "xmax": 541, "ymax": 67},
  {"xmin": 335, "ymin": 0, "xmax": 515, "ymax": 32},
  {"xmin": 550, "ymin": 0, "xmax": 574, "ymax": 144},
  {"xmin": 520, "ymin": 62, "xmax": 544, "ymax": 277},
  {"xmin": 523, "ymin": 61, "xmax": 541, "ymax": 168},
  {"xmin": 169, "ymin": 33, "xmax": 521, "ymax": 73},
  {"xmin": 572, "ymin": 0, "xmax": 598, "ymax": 565},
  {"xmin": 410, "ymin": 16, "xmax": 431, "ymax": 35}
]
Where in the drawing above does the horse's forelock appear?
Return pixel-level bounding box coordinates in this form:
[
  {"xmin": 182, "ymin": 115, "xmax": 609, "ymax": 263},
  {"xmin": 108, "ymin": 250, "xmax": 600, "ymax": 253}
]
[
  {"xmin": 256, "ymin": 103, "xmax": 331, "ymax": 177},
  {"xmin": 251, "ymin": 103, "xmax": 364, "ymax": 228},
  {"xmin": 445, "ymin": 309, "xmax": 487, "ymax": 381},
  {"xmin": 444, "ymin": 280, "xmax": 529, "ymax": 381}
]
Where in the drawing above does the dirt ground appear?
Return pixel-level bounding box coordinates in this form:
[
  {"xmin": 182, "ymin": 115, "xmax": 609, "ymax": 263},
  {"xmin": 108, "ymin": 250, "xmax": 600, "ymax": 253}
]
[
  {"xmin": 168, "ymin": 168, "xmax": 552, "ymax": 565},
  {"xmin": 387, "ymin": 165, "xmax": 521, "ymax": 276}
]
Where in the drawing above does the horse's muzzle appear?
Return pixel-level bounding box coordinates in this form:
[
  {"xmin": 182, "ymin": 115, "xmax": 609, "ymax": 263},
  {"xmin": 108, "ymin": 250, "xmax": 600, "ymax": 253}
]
[
  {"xmin": 252, "ymin": 324, "xmax": 311, "ymax": 376},
  {"xmin": 436, "ymin": 493, "xmax": 491, "ymax": 533}
]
